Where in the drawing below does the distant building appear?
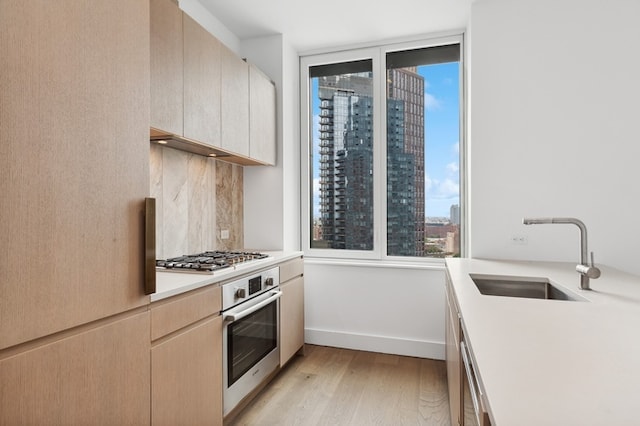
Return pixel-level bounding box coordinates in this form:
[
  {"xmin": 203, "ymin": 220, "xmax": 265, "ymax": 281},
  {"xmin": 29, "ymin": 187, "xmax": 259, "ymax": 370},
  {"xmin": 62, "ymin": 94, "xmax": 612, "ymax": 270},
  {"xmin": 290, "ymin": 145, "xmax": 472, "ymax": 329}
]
[
  {"xmin": 450, "ymin": 204, "xmax": 460, "ymax": 225},
  {"xmin": 425, "ymin": 223, "xmax": 459, "ymax": 238},
  {"xmin": 445, "ymin": 229, "xmax": 460, "ymax": 254}
]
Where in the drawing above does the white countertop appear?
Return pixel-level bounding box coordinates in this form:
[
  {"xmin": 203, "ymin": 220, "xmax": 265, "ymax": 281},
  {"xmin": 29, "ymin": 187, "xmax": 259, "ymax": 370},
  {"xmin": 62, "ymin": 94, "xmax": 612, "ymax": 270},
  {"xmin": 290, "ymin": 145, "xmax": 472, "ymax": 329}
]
[
  {"xmin": 445, "ymin": 258, "xmax": 640, "ymax": 426},
  {"xmin": 152, "ymin": 251, "xmax": 303, "ymax": 302}
]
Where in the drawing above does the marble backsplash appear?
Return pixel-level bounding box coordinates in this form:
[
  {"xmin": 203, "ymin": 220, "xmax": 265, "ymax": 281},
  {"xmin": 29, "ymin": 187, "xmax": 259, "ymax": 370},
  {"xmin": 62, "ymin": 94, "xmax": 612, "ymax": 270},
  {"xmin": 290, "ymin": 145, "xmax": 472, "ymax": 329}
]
[{"xmin": 150, "ymin": 144, "xmax": 243, "ymax": 259}]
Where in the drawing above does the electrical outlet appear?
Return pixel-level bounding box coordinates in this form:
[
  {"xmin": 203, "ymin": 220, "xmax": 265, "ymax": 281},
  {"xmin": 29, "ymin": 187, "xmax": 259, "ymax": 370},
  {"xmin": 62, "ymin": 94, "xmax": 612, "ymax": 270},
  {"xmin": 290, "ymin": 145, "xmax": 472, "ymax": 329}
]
[
  {"xmin": 510, "ymin": 235, "xmax": 528, "ymax": 245},
  {"xmin": 221, "ymin": 229, "xmax": 230, "ymax": 240}
]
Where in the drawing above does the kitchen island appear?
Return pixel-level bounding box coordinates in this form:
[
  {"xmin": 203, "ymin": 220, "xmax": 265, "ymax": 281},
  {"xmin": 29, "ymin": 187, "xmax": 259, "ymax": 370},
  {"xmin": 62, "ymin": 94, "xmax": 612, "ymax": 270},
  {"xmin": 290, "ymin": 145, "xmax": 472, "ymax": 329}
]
[{"xmin": 446, "ymin": 258, "xmax": 640, "ymax": 425}]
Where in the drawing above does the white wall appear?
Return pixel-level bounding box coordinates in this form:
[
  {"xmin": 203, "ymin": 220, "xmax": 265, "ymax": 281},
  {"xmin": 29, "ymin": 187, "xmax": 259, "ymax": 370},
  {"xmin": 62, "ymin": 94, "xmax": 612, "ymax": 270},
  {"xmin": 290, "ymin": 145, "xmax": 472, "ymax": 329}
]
[
  {"xmin": 469, "ymin": 0, "xmax": 640, "ymax": 275},
  {"xmin": 304, "ymin": 260, "xmax": 446, "ymax": 359},
  {"xmin": 178, "ymin": 0, "xmax": 240, "ymax": 52},
  {"xmin": 242, "ymin": 35, "xmax": 301, "ymax": 252}
]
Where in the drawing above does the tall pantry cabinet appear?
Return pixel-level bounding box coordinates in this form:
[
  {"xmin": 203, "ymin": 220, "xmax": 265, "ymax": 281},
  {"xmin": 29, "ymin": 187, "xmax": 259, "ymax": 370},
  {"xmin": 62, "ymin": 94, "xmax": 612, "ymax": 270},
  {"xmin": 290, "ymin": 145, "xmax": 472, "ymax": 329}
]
[{"xmin": 0, "ymin": 0, "xmax": 151, "ymax": 424}]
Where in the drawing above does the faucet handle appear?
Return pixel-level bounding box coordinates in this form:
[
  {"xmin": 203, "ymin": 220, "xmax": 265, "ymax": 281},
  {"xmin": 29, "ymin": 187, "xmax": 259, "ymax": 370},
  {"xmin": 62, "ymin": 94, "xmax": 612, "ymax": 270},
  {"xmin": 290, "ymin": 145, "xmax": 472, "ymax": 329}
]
[{"xmin": 576, "ymin": 252, "xmax": 601, "ymax": 279}]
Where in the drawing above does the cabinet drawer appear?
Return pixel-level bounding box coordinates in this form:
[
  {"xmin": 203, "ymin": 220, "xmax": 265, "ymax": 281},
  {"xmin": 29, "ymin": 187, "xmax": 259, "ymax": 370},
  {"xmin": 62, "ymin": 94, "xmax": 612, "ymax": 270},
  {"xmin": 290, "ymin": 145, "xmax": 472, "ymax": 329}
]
[
  {"xmin": 279, "ymin": 257, "xmax": 304, "ymax": 283},
  {"xmin": 151, "ymin": 285, "xmax": 221, "ymax": 340}
]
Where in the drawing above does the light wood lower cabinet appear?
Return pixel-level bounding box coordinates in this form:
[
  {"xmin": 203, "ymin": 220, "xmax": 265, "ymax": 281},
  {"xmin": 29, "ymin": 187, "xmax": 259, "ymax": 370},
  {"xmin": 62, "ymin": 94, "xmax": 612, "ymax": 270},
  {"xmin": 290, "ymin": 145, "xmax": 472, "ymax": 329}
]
[
  {"xmin": 0, "ymin": 312, "xmax": 150, "ymax": 425},
  {"xmin": 446, "ymin": 271, "xmax": 492, "ymax": 426},
  {"xmin": 151, "ymin": 285, "xmax": 223, "ymax": 426},
  {"xmin": 446, "ymin": 272, "xmax": 462, "ymax": 426},
  {"xmin": 279, "ymin": 257, "xmax": 305, "ymax": 366},
  {"xmin": 152, "ymin": 316, "xmax": 223, "ymax": 426}
]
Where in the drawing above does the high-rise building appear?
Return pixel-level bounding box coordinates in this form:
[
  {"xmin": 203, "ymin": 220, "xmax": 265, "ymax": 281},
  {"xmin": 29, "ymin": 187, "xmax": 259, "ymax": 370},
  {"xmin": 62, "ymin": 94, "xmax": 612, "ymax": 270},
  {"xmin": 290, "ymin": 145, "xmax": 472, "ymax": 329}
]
[
  {"xmin": 318, "ymin": 73, "xmax": 374, "ymax": 250},
  {"xmin": 316, "ymin": 67, "xmax": 425, "ymax": 255},
  {"xmin": 450, "ymin": 204, "xmax": 460, "ymax": 225},
  {"xmin": 387, "ymin": 67, "xmax": 425, "ymax": 256}
]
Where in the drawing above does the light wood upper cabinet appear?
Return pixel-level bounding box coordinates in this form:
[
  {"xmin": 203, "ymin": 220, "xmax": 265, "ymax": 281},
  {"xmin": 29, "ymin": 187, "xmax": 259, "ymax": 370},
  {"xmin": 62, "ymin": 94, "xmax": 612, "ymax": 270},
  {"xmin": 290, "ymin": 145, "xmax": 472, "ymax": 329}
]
[
  {"xmin": 149, "ymin": 1, "xmax": 275, "ymax": 165},
  {"xmin": 150, "ymin": 0, "xmax": 183, "ymax": 135},
  {"xmin": 249, "ymin": 65, "xmax": 277, "ymax": 165},
  {"xmin": 0, "ymin": 0, "xmax": 150, "ymax": 350},
  {"xmin": 221, "ymin": 44, "xmax": 250, "ymax": 157},
  {"xmin": 0, "ymin": 312, "xmax": 151, "ymax": 425},
  {"xmin": 183, "ymin": 13, "xmax": 222, "ymax": 147}
]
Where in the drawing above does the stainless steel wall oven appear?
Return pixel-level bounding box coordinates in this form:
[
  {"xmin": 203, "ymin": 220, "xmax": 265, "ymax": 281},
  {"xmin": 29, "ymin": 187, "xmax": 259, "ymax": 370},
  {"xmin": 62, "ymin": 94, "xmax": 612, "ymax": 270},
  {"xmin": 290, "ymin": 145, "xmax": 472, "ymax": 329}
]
[{"xmin": 221, "ymin": 267, "xmax": 281, "ymax": 417}]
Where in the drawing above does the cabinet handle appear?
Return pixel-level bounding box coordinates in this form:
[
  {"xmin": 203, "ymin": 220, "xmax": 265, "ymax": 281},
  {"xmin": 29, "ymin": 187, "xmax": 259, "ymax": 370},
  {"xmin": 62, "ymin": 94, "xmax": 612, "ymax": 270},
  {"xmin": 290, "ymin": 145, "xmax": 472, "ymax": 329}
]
[
  {"xmin": 223, "ymin": 290, "xmax": 282, "ymax": 322},
  {"xmin": 461, "ymin": 341, "xmax": 482, "ymax": 425},
  {"xmin": 144, "ymin": 197, "xmax": 156, "ymax": 295}
]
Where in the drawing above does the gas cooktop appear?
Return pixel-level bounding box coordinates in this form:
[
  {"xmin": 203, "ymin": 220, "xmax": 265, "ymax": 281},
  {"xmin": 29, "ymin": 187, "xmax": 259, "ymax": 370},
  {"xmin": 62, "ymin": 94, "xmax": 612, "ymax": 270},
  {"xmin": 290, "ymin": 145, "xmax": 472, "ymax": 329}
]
[{"xmin": 156, "ymin": 250, "xmax": 269, "ymax": 274}]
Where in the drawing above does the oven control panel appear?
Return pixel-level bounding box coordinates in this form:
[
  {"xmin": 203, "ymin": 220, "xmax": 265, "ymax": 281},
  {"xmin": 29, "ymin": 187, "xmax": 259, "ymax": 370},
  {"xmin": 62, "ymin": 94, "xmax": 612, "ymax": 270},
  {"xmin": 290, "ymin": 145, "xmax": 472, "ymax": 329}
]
[{"xmin": 222, "ymin": 267, "xmax": 280, "ymax": 311}]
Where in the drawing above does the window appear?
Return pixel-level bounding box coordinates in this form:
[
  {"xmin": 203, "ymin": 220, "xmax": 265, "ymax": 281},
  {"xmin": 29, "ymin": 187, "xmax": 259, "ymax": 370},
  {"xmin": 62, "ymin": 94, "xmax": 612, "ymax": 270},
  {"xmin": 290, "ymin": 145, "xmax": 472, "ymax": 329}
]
[{"xmin": 301, "ymin": 36, "xmax": 464, "ymax": 261}]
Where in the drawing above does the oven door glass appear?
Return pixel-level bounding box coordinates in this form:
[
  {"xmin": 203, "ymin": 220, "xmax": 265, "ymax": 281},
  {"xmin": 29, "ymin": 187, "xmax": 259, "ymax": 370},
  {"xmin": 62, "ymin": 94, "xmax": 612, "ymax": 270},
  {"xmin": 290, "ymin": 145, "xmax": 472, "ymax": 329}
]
[{"xmin": 227, "ymin": 301, "xmax": 277, "ymax": 387}]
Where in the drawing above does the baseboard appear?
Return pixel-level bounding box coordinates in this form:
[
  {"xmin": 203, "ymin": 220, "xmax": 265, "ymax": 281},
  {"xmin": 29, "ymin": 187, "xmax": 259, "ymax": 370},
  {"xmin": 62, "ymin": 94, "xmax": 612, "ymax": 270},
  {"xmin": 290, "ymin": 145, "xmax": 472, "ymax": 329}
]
[{"xmin": 304, "ymin": 328, "xmax": 445, "ymax": 360}]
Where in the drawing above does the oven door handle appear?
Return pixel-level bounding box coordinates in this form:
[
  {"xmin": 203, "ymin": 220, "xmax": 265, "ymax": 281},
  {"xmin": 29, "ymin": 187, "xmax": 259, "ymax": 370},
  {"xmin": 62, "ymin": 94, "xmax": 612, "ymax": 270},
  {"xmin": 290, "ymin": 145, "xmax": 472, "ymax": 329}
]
[{"xmin": 223, "ymin": 290, "xmax": 282, "ymax": 323}]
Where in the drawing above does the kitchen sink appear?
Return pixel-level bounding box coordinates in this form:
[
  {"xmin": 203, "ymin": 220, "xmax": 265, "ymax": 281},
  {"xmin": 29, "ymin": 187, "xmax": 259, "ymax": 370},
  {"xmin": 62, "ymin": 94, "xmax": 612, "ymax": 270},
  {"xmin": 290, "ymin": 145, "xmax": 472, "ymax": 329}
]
[{"xmin": 469, "ymin": 274, "xmax": 586, "ymax": 301}]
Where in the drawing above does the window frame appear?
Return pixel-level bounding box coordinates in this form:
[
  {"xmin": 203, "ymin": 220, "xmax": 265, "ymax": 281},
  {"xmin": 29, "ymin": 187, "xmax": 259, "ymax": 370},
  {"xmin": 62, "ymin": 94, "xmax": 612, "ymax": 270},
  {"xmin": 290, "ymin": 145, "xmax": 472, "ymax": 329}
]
[{"xmin": 300, "ymin": 34, "xmax": 466, "ymax": 263}]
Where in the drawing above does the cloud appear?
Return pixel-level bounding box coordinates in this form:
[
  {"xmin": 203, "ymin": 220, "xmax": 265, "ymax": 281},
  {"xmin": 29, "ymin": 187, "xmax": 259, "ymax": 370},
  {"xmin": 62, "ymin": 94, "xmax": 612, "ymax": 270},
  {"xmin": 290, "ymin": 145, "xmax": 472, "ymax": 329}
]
[
  {"xmin": 446, "ymin": 162, "xmax": 459, "ymax": 174},
  {"xmin": 427, "ymin": 178, "xmax": 459, "ymax": 200},
  {"xmin": 424, "ymin": 92, "xmax": 441, "ymax": 111},
  {"xmin": 424, "ymin": 174, "xmax": 433, "ymax": 192},
  {"xmin": 452, "ymin": 141, "xmax": 459, "ymax": 154},
  {"xmin": 433, "ymin": 178, "xmax": 460, "ymax": 199},
  {"xmin": 424, "ymin": 80, "xmax": 442, "ymax": 111}
]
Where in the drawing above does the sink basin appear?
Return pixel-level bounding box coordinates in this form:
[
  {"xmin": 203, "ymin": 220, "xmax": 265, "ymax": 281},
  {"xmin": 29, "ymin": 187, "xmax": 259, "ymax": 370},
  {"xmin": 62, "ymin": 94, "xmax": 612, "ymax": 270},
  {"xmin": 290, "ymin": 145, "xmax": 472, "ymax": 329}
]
[{"xmin": 469, "ymin": 274, "xmax": 586, "ymax": 301}]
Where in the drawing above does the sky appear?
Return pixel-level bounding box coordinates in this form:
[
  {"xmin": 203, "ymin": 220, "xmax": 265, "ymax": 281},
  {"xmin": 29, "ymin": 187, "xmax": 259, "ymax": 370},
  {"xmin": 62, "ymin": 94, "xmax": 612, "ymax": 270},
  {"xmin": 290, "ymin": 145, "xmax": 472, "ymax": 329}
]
[
  {"xmin": 311, "ymin": 61, "xmax": 460, "ymax": 220},
  {"xmin": 420, "ymin": 62, "xmax": 460, "ymax": 218}
]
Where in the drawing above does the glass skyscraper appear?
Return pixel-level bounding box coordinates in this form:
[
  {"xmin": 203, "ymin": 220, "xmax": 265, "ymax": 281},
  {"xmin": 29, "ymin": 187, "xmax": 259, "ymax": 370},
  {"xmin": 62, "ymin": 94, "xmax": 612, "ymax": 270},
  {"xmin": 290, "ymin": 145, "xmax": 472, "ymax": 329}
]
[{"xmin": 316, "ymin": 68, "xmax": 426, "ymax": 256}]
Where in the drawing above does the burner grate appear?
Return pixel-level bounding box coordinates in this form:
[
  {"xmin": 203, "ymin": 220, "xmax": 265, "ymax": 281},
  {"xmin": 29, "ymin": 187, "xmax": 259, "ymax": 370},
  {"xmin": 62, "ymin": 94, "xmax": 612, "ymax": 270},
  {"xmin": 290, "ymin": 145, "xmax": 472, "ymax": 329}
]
[{"xmin": 156, "ymin": 250, "xmax": 268, "ymax": 273}]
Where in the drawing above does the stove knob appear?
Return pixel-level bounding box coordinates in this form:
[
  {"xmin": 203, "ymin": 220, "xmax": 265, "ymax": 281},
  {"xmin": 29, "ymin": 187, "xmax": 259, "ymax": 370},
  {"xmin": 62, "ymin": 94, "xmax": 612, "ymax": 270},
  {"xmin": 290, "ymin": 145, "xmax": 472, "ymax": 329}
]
[
  {"xmin": 265, "ymin": 277, "xmax": 274, "ymax": 287},
  {"xmin": 235, "ymin": 288, "xmax": 246, "ymax": 299}
]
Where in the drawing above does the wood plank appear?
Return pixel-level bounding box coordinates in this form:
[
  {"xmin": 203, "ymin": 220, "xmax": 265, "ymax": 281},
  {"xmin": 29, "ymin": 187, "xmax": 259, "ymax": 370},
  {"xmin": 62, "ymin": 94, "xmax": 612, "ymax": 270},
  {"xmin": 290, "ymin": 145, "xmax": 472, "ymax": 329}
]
[{"xmin": 227, "ymin": 345, "xmax": 451, "ymax": 426}]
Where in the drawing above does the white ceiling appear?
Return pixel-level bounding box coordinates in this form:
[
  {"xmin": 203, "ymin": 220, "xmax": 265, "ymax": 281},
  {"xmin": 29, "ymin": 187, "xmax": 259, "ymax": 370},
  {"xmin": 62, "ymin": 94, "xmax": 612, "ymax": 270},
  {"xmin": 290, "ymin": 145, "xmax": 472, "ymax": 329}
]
[{"xmin": 197, "ymin": 0, "xmax": 472, "ymax": 52}]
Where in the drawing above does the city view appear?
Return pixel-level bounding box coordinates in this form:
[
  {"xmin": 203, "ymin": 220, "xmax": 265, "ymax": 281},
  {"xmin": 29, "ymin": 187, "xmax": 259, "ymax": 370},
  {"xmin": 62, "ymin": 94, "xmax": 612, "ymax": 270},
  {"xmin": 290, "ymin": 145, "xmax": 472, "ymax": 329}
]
[{"xmin": 310, "ymin": 45, "xmax": 460, "ymax": 258}]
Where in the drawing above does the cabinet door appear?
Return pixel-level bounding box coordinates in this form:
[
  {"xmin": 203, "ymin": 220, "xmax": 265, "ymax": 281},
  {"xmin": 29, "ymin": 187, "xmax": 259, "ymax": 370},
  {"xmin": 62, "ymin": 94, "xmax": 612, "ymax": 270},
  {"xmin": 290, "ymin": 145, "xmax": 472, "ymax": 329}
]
[
  {"xmin": 249, "ymin": 65, "xmax": 277, "ymax": 165},
  {"xmin": 152, "ymin": 315, "xmax": 223, "ymax": 426},
  {"xmin": 221, "ymin": 45, "xmax": 250, "ymax": 157},
  {"xmin": 150, "ymin": 0, "xmax": 183, "ymax": 135},
  {"xmin": 0, "ymin": 0, "xmax": 149, "ymax": 349},
  {"xmin": 446, "ymin": 280, "xmax": 462, "ymax": 426},
  {"xmin": 183, "ymin": 14, "xmax": 222, "ymax": 147},
  {"xmin": 0, "ymin": 312, "xmax": 150, "ymax": 425},
  {"xmin": 280, "ymin": 276, "xmax": 305, "ymax": 366}
]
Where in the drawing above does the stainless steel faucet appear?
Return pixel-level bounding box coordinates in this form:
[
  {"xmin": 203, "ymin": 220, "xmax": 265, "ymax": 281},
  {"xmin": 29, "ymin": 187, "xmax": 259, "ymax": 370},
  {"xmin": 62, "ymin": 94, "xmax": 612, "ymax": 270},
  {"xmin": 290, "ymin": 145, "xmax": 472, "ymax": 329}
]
[{"xmin": 522, "ymin": 217, "xmax": 601, "ymax": 290}]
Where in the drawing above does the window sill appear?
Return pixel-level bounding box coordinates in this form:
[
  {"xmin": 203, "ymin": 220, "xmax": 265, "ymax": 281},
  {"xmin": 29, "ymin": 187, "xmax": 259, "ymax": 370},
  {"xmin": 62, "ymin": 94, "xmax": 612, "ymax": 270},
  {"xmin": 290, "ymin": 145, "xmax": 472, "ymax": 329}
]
[{"xmin": 303, "ymin": 256, "xmax": 448, "ymax": 271}]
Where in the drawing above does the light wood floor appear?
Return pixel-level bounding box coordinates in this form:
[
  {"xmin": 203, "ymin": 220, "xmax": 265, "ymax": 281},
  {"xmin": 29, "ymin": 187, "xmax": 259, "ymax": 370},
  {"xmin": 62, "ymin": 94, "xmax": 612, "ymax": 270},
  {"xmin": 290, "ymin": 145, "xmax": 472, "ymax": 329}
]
[{"xmin": 227, "ymin": 345, "xmax": 451, "ymax": 426}]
